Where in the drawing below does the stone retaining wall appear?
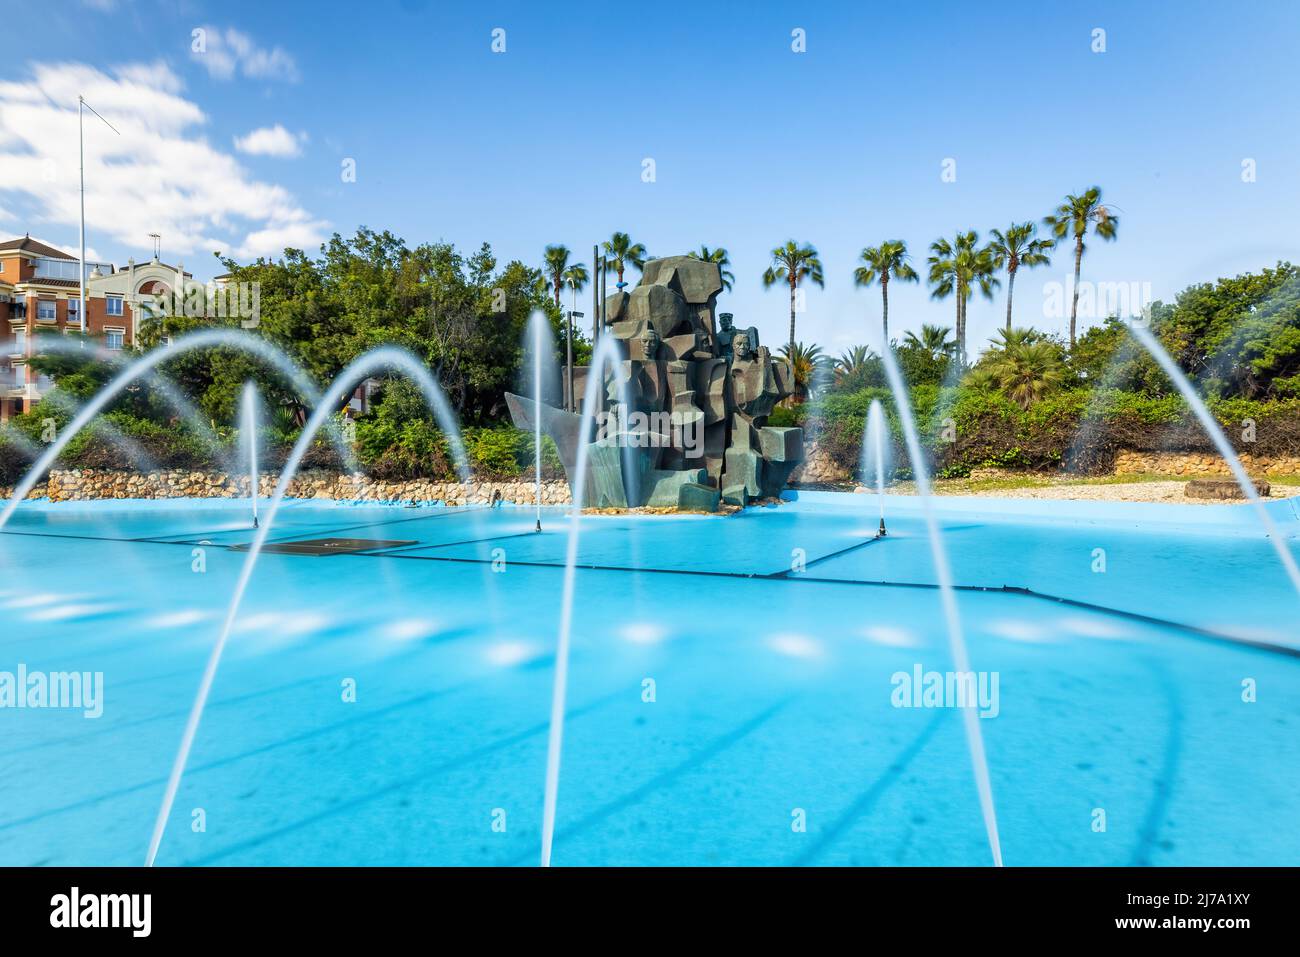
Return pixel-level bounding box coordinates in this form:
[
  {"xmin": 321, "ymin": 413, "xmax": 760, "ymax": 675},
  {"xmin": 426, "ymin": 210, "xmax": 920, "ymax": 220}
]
[
  {"xmin": 788, "ymin": 441, "xmax": 852, "ymax": 484},
  {"xmin": 787, "ymin": 443, "xmax": 1300, "ymax": 484},
  {"xmin": 8, "ymin": 469, "xmax": 572, "ymax": 507},
  {"xmin": 7, "ymin": 449, "xmax": 1298, "ymax": 506},
  {"xmin": 1113, "ymin": 450, "xmax": 1300, "ymax": 477}
]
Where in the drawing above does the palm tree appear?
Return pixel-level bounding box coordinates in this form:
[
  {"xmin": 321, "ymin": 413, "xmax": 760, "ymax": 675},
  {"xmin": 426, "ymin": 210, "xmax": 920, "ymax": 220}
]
[
  {"xmin": 927, "ymin": 231, "xmax": 998, "ymax": 366},
  {"xmin": 601, "ymin": 231, "xmax": 648, "ymax": 288},
  {"xmin": 778, "ymin": 341, "xmax": 827, "ymax": 401},
  {"xmin": 853, "ymin": 240, "xmax": 918, "ymax": 343},
  {"xmin": 561, "ymin": 263, "xmax": 589, "ymax": 297},
  {"xmin": 978, "ymin": 329, "xmax": 1066, "ymax": 410},
  {"xmin": 987, "ymin": 223, "xmax": 1054, "ymax": 332},
  {"xmin": 560, "ymin": 262, "xmax": 589, "ymax": 328},
  {"xmin": 835, "ymin": 345, "xmax": 873, "ymax": 379},
  {"xmin": 902, "ymin": 324, "xmax": 956, "ymax": 361},
  {"xmin": 688, "ymin": 245, "xmax": 735, "ymax": 291},
  {"xmin": 1044, "ymin": 186, "xmax": 1119, "ymax": 347},
  {"xmin": 543, "ymin": 245, "xmax": 573, "ymax": 306},
  {"xmin": 763, "ymin": 241, "xmax": 824, "ymax": 352},
  {"xmin": 833, "ymin": 345, "xmax": 876, "ymax": 390}
]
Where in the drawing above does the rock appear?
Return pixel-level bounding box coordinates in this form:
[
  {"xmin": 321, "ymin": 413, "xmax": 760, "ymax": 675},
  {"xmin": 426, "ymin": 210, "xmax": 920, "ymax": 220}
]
[
  {"xmin": 645, "ymin": 468, "xmax": 707, "ymax": 507},
  {"xmin": 638, "ymin": 256, "xmax": 723, "ymax": 306},
  {"xmin": 1185, "ymin": 478, "xmax": 1270, "ymax": 500},
  {"xmin": 677, "ymin": 481, "xmax": 720, "ymax": 512}
]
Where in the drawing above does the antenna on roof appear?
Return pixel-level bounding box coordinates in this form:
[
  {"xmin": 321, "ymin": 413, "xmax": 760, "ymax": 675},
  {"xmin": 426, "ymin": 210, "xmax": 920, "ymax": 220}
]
[{"xmin": 149, "ymin": 233, "xmax": 161, "ymax": 260}]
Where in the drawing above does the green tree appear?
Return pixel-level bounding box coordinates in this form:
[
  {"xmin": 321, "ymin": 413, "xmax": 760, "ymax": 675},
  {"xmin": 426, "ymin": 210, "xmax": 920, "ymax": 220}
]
[
  {"xmin": 1044, "ymin": 186, "xmax": 1119, "ymax": 347},
  {"xmin": 853, "ymin": 240, "xmax": 918, "ymax": 343},
  {"xmin": 543, "ymin": 245, "xmax": 574, "ymax": 306},
  {"xmin": 927, "ymin": 231, "xmax": 998, "ymax": 366},
  {"xmin": 902, "ymin": 323, "xmax": 956, "ymax": 359},
  {"xmin": 972, "ymin": 327, "xmax": 1067, "ymax": 409},
  {"xmin": 832, "ymin": 345, "xmax": 884, "ymax": 393},
  {"xmin": 896, "ymin": 325, "xmax": 954, "ymax": 388},
  {"xmin": 1144, "ymin": 262, "xmax": 1300, "ymax": 398},
  {"xmin": 601, "ymin": 231, "xmax": 648, "ymax": 288},
  {"xmin": 207, "ymin": 229, "xmax": 554, "ymax": 424},
  {"xmin": 763, "ymin": 240, "xmax": 825, "ymax": 352},
  {"xmin": 778, "ymin": 341, "xmax": 827, "ymax": 401},
  {"xmin": 689, "ymin": 245, "xmax": 735, "ymax": 291},
  {"xmin": 988, "ymin": 223, "xmax": 1054, "ymax": 331}
]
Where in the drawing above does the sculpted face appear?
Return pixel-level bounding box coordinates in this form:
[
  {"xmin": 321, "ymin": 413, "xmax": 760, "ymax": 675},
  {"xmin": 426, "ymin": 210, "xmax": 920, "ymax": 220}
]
[
  {"xmin": 719, "ymin": 313, "xmax": 735, "ymax": 332},
  {"xmin": 732, "ymin": 331, "xmax": 753, "ymax": 361},
  {"xmin": 639, "ymin": 326, "xmax": 661, "ymax": 359}
]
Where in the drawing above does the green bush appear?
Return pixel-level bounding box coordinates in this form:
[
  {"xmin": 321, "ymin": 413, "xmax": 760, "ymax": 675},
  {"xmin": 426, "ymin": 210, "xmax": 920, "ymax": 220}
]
[
  {"xmin": 354, "ymin": 416, "xmax": 451, "ymax": 480},
  {"xmin": 465, "ymin": 426, "xmax": 525, "ymax": 476},
  {"xmin": 795, "ymin": 385, "xmax": 1300, "ymax": 480}
]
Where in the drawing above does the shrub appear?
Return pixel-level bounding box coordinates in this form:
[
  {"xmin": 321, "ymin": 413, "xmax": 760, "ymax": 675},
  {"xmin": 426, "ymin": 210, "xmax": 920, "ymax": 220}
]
[{"xmin": 795, "ymin": 385, "xmax": 1300, "ymax": 480}]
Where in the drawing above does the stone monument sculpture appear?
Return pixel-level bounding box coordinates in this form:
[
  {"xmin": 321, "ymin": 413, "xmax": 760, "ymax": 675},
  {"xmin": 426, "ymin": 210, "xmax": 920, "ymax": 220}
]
[{"xmin": 505, "ymin": 255, "xmax": 804, "ymax": 510}]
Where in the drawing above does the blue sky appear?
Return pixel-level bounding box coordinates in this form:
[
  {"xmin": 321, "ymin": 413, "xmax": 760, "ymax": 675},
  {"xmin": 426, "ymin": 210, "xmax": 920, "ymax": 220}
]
[{"xmin": 3, "ymin": 0, "xmax": 1299, "ymax": 356}]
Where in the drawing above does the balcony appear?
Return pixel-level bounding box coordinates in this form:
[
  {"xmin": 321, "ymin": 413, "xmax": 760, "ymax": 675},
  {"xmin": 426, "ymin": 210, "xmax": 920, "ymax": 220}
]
[{"xmin": 5, "ymin": 381, "xmax": 46, "ymax": 399}]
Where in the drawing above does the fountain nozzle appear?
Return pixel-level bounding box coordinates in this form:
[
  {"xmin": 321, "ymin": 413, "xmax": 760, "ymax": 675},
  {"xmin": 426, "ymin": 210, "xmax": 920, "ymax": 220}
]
[
  {"xmin": 878, "ymin": 517, "xmax": 887, "ymax": 537},
  {"xmin": 535, "ymin": 518, "xmax": 542, "ymax": 533}
]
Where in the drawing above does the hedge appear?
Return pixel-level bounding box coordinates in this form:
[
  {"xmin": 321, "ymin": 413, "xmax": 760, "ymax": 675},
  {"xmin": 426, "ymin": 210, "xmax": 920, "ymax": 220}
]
[{"xmin": 791, "ymin": 388, "xmax": 1300, "ymax": 479}]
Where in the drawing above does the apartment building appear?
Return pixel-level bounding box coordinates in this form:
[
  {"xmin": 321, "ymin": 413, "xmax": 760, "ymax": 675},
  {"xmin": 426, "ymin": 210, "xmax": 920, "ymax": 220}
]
[{"xmin": 0, "ymin": 235, "xmax": 189, "ymax": 422}]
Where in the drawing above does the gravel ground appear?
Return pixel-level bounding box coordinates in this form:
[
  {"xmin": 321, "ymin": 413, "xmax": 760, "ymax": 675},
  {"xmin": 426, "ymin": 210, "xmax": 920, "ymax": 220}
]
[{"xmin": 871, "ymin": 479, "xmax": 1300, "ymax": 504}]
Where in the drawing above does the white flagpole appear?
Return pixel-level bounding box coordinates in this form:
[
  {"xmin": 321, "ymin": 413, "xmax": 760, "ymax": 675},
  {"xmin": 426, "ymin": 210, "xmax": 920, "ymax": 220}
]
[{"xmin": 77, "ymin": 95, "xmax": 119, "ymax": 349}]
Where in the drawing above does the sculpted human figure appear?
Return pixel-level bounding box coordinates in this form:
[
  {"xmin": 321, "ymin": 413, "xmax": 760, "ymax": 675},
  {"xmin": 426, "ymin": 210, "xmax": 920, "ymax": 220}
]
[
  {"xmin": 729, "ymin": 330, "xmax": 782, "ymax": 421},
  {"xmin": 638, "ymin": 325, "xmax": 661, "ymax": 361},
  {"xmin": 613, "ymin": 326, "xmax": 666, "ymax": 412},
  {"xmin": 732, "ymin": 329, "xmax": 753, "ymax": 362},
  {"xmin": 717, "ymin": 313, "xmax": 736, "ymax": 360}
]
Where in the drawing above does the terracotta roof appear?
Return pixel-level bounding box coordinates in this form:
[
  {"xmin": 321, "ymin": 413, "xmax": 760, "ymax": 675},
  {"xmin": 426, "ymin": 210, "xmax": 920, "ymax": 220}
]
[{"xmin": 0, "ymin": 235, "xmax": 77, "ymax": 260}]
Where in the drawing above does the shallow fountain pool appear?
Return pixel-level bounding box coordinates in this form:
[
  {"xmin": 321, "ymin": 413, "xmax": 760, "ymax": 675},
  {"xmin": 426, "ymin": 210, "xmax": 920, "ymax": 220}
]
[{"xmin": 1, "ymin": 491, "xmax": 1297, "ymax": 866}]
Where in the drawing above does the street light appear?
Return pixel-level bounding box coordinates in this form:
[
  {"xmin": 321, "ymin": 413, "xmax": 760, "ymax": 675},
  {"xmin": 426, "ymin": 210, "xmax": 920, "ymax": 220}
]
[{"xmin": 566, "ymin": 310, "xmax": 583, "ymax": 411}]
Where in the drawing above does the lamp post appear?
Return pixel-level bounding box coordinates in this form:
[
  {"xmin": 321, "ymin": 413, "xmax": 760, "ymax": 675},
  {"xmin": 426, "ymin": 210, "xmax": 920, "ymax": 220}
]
[
  {"xmin": 591, "ymin": 245, "xmax": 600, "ymax": 344},
  {"xmin": 78, "ymin": 96, "xmax": 119, "ymax": 348},
  {"xmin": 566, "ymin": 308, "xmax": 583, "ymax": 412}
]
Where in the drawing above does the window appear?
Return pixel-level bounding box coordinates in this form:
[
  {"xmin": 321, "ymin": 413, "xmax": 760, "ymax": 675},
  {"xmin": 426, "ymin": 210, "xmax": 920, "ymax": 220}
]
[
  {"xmin": 106, "ymin": 296, "xmax": 124, "ymax": 317},
  {"xmin": 13, "ymin": 328, "xmax": 25, "ymax": 352},
  {"xmin": 105, "ymin": 329, "xmax": 124, "ymax": 351},
  {"xmin": 36, "ymin": 299, "xmax": 56, "ymax": 322},
  {"xmin": 66, "ymin": 298, "xmax": 80, "ymax": 323},
  {"xmin": 32, "ymin": 258, "xmax": 112, "ymax": 281}
]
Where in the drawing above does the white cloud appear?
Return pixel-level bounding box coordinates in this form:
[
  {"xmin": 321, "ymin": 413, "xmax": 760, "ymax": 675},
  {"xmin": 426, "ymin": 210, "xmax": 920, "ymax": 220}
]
[
  {"xmin": 192, "ymin": 27, "xmax": 300, "ymax": 83},
  {"xmin": 0, "ymin": 61, "xmax": 327, "ymax": 264},
  {"xmin": 234, "ymin": 124, "xmax": 304, "ymax": 158}
]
